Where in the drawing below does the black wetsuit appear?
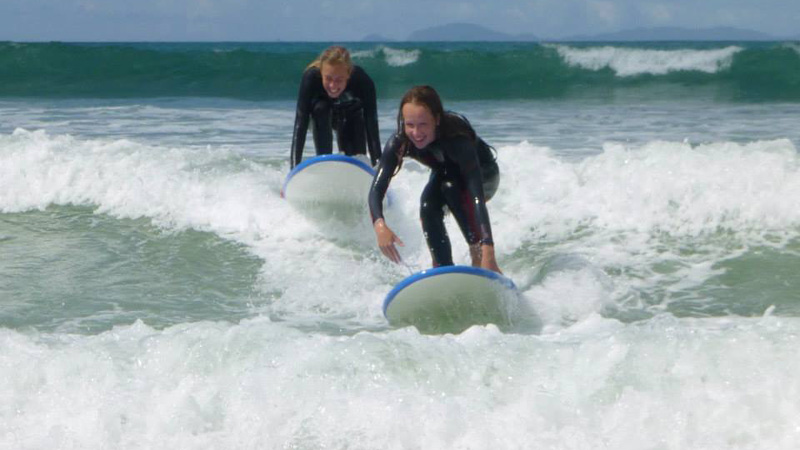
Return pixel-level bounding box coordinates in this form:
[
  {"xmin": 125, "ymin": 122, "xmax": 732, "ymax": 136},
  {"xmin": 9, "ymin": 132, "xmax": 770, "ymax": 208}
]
[
  {"xmin": 368, "ymin": 119, "xmax": 499, "ymax": 267},
  {"xmin": 290, "ymin": 65, "xmax": 381, "ymax": 168}
]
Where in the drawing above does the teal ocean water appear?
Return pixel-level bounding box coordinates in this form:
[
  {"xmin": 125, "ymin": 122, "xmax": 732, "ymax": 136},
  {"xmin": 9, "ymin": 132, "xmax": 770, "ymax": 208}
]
[
  {"xmin": 1, "ymin": 41, "xmax": 800, "ymax": 449},
  {"xmin": 2, "ymin": 41, "xmax": 800, "ymax": 100}
]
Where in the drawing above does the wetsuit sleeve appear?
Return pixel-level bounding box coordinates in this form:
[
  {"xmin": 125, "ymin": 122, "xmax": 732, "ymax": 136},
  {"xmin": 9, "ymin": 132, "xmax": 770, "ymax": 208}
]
[
  {"xmin": 290, "ymin": 69, "xmax": 318, "ymax": 169},
  {"xmin": 450, "ymin": 136, "xmax": 495, "ymax": 245},
  {"xmin": 368, "ymin": 134, "xmax": 403, "ymax": 222},
  {"xmin": 358, "ymin": 69, "xmax": 382, "ymax": 166}
]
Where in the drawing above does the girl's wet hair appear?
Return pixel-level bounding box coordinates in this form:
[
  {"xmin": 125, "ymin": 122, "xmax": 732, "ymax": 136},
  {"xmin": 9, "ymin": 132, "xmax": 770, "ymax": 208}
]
[
  {"xmin": 394, "ymin": 86, "xmax": 477, "ymax": 165},
  {"xmin": 307, "ymin": 45, "xmax": 353, "ymax": 73}
]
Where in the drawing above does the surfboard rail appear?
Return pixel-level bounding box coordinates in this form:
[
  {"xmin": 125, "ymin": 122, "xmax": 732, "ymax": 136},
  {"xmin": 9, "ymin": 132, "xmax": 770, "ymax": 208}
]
[
  {"xmin": 383, "ymin": 265, "xmax": 519, "ymax": 334},
  {"xmin": 383, "ymin": 265, "xmax": 516, "ymax": 316},
  {"xmin": 282, "ymin": 154, "xmax": 375, "ymax": 199}
]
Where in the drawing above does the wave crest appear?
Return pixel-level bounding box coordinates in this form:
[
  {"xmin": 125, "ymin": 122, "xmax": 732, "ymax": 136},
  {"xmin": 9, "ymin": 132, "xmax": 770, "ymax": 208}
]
[
  {"xmin": 352, "ymin": 46, "xmax": 421, "ymax": 67},
  {"xmin": 550, "ymin": 44, "xmax": 742, "ymax": 76}
]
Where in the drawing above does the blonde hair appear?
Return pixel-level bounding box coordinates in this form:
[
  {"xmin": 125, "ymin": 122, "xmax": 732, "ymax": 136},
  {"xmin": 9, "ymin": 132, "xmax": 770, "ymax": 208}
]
[{"xmin": 306, "ymin": 45, "xmax": 353, "ymax": 73}]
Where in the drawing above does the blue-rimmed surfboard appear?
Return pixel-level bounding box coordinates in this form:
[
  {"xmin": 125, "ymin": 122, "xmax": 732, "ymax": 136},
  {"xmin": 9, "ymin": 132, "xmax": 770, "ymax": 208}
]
[
  {"xmin": 281, "ymin": 154, "xmax": 375, "ymax": 207},
  {"xmin": 383, "ymin": 265, "xmax": 520, "ymax": 334}
]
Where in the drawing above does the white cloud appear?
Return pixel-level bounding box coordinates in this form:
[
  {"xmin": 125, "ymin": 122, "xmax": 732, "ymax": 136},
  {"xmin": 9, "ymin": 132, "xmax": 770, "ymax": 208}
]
[
  {"xmin": 640, "ymin": 3, "xmax": 673, "ymax": 24},
  {"xmin": 588, "ymin": 1, "xmax": 620, "ymax": 27},
  {"xmin": 1, "ymin": 0, "xmax": 799, "ymax": 41}
]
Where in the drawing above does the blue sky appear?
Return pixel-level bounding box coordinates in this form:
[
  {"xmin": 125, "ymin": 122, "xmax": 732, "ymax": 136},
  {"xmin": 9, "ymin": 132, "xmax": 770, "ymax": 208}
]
[{"xmin": 1, "ymin": 0, "xmax": 798, "ymax": 41}]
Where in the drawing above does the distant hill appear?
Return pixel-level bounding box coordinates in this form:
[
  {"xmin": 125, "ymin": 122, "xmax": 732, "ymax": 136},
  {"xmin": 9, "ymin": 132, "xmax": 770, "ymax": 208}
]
[
  {"xmin": 561, "ymin": 26, "xmax": 777, "ymax": 42},
  {"xmin": 406, "ymin": 23, "xmax": 538, "ymax": 42}
]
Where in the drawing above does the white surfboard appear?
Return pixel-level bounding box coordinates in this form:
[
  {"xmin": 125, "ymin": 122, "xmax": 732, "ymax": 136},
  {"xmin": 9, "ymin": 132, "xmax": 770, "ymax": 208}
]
[
  {"xmin": 281, "ymin": 154, "xmax": 375, "ymax": 208},
  {"xmin": 383, "ymin": 265, "xmax": 521, "ymax": 334}
]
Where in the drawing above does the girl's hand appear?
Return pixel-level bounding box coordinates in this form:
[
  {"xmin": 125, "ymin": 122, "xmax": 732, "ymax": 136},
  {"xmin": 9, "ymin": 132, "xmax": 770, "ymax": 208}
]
[{"xmin": 374, "ymin": 219, "xmax": 404, "ymax": 263}]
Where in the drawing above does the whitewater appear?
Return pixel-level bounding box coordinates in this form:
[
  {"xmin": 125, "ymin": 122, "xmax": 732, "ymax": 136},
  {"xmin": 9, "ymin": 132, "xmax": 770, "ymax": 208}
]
[{"xmin": 2, "ymin": 42, "xmax": 800, "ymax": 449}]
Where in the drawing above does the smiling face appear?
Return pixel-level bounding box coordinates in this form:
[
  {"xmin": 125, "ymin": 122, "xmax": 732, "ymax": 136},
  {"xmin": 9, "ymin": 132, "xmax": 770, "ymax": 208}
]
[
  {"xmin": 320, "ymin": 62, "xmax": 350, "ymax": 99},
  {"xmin": 402, "ymin": 102, "xmax": 439, "ymax": 149}
]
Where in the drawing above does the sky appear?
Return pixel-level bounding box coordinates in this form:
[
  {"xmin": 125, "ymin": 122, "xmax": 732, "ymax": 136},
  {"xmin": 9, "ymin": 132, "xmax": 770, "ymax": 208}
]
[{"xmin": 1, "ymin": 0, "xmax": 798, "ymax": 41}]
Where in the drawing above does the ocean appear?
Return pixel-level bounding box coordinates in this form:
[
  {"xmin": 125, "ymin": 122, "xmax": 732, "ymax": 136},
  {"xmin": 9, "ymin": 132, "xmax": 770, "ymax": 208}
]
[{"xmin": 1, "ymin": 41, "xmax": 800, "ymax": 449}]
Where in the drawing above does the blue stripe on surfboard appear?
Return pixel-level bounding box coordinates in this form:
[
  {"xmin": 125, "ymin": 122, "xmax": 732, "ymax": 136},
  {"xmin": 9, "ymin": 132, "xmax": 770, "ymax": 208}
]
[
  {"xmin": 282, "ymin": 154, "xmax": 375, "ymax": 195},
  {"xmin": 382, "ymin": 265, "xmax": 517, "ymax": 317}
]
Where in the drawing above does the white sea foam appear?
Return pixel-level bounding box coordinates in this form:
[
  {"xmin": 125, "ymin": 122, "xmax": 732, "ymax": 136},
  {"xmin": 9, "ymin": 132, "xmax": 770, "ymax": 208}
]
[
  {"xmin": 550, "ymin": 44, "xmax": 743, "ymax": 76},
  {"xmin": 493, "ymin": 138, "xmax": 800, "ymax": 242},
  {"xmin": 3, "ymin": 129, "xmax": 799, "ymax": 325},
  {"xmin": 490, "ymin": 137, "xmax": 800, "ymax": 317},
  {"xmin": 381, "ymin": 46, "xmax": 421, "ymax": 67},
  {"xmin": 2, "ymin": 314, "xmax": 800, "ymax": 449},
  {"xmin": 3, "ymin": 102, "xmax": 800, "ymax": 449},
  {"xmin": 784, "ymin": 42, "xmax": 800, "ymax": 56},
  {"xmin": 0, "ymin": 128, "xmax": 420, "ymax": 326},
  {"xmin": 352, "ymin": 46, "xmax": 421, "ymax": 67}
]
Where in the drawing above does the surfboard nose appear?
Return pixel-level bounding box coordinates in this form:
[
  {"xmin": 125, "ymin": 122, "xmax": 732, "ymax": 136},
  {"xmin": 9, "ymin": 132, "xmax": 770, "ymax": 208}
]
[{"xmin": 383, "ymin": 265, "xmax": 521, "ymax": 334}]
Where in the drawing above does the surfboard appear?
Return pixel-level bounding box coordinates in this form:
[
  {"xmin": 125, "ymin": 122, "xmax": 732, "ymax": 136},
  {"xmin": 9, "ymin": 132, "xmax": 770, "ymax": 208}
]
[
  {"xmin": 383, "ymin": 265, "xmax": 521, "ymax": 334},
  {"xmin": 281, "ymin": 154, "xmax": 375, "ymax": 208}
]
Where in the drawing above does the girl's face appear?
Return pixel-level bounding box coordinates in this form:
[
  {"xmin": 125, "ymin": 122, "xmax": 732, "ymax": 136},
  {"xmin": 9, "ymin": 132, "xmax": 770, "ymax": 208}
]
[
  {"xmin": 402, "ymin": 102, "xmax": 438, "ymax": 149},
  {"xmin": 320, "ymin": 62, "xmax": 350, "ymax": 98}
]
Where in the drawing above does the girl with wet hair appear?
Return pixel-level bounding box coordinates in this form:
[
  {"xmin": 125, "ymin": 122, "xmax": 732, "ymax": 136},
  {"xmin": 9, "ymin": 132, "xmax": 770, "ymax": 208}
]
[
  {"xmin": 368, "ymin": 85, "xmax": 501, "ymax": 273},
  {"xmin": 290, "ymin": 46, "xmax": 381, "ymax": 168}
]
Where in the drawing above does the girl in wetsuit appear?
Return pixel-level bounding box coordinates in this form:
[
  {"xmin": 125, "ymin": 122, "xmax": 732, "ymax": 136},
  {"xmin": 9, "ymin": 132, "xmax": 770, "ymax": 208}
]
[
  {"xmin": 290, "ymin": 46, "xmax": 381, "ymax": 168},
  {"xmin": 368, "ymin": 85, "xmax": 502, "ymax": 273}
]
